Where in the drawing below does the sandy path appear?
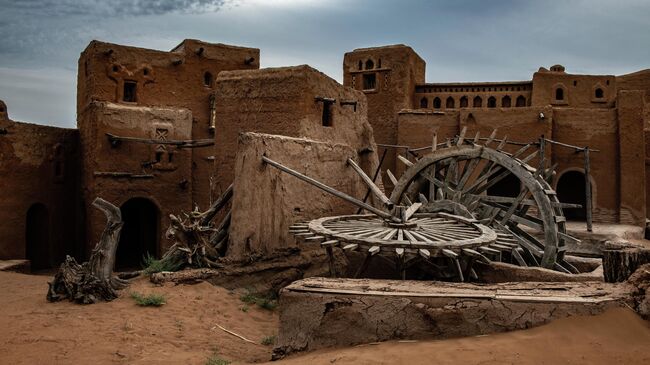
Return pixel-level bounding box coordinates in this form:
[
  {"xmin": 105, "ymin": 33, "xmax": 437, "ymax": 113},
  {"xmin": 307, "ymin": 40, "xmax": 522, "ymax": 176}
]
[
  {"xmin": 2, "ymin": 271, "xmax": 650, "ymax": 365},
  {"xmin": 0, "ymin": 271, "xmax": 278, "ymax": 364}
]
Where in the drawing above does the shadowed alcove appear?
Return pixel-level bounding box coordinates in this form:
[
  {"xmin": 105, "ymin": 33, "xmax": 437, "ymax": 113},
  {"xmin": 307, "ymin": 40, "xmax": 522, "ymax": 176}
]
[{"xmin": 116, "ymin": 198, "xmax": 160, "ymax": 270}]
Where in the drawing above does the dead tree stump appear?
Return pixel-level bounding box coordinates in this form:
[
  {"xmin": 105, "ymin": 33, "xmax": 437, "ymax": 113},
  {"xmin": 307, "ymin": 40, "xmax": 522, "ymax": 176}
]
[
  {"xmin": 603, "ymin": 248, "xmax": 650, "ymax": 283},
  {"xmin": 47, "ymin": 198, "xmax": 128, "ymax": 304}
]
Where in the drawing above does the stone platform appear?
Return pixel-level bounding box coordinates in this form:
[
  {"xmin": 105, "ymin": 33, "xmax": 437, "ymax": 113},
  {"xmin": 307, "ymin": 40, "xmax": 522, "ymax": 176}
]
[{"xmin": 273, "ymin": 277, "xmax": 632, "ymax": 357}]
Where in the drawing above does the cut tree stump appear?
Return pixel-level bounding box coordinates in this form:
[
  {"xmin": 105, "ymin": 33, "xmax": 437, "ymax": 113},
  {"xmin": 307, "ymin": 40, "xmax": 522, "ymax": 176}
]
[
  {"xmin": 603, "ymin": 248, "xmax": 650, "ymax": 283},
  {"xmin": 47, "ymin": 198, "xmax": 128, "ymax": 304}
]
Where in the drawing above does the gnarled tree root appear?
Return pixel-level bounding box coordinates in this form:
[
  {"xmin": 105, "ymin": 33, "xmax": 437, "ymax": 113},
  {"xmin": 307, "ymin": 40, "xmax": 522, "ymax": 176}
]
[{"xmin": 47, "ymin": 197, "xmax": 127, "ymax": 304}]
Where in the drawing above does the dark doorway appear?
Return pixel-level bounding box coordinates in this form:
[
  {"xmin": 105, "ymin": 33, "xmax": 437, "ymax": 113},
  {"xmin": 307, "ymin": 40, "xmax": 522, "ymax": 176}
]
[
  {"xmin": 487, "ymin": 174, "xmax": 521, "ymax": 198},
  {"xmin": 556, "ymin": 171, "xmax": 588, "ymax": 220},
  {"xmin": 116, "ymin": 198, "xmax": 160, "ymax": 270},
  {"xmin": 26, "ymin": 203, "xmax": 51, "ymax": 270}
]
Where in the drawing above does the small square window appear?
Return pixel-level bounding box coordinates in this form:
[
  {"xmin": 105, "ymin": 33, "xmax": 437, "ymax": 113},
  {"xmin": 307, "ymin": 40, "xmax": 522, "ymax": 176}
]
[
  {"xmin": 123, "ymin": 81, "xmax": 137, "ymax": 102},
  {"xmin": 363, "ymin": 73, "xmax": 376, "ymax": 91}
]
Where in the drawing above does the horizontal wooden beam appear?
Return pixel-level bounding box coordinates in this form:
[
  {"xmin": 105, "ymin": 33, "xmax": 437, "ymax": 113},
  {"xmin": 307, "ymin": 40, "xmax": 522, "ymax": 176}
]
[{"xmin": 106, "ymin": 133, "xmax": 214, "ymax": 148}]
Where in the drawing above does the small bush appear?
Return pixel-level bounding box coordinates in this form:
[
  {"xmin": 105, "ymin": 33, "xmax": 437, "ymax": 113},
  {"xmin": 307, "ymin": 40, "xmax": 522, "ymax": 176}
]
[
  {"xmin": 130, "ymin": 292, "xmax": 166, "ymax": 307},
  {"xmin": 142, "ymin": 253, "xmax": 183, "ymax": 274},
  {"xmin": 261, "ymin": 335, "xmax": 276, "ymax": 346},
  {"xmin": 239, "ymin": 290, "xmax": 278, "ymax": 311},
  {"xmin": 205, "ymin": 354, "xmax": 230, "ymax": 365}
]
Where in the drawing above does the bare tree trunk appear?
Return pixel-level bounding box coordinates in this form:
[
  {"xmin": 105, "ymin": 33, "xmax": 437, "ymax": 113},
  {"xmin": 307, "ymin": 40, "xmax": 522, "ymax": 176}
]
[
  {"xmin": 47, "ymin": 198, "xmax": 127, "ymax": 304},
  {"xmin": 603, "ymin": 248, "xmax": 650, "ymax": 283}
]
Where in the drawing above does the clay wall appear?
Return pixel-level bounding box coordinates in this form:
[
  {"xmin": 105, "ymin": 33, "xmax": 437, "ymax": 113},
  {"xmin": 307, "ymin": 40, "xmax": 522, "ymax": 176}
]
[
  {"xmin": 0, "ymin": 112, "xmax": 80, "ymax": 268},
  {"xmin": 551, "ymin": 108, "xmax": 619, "ymax": 222},
  {"xmin": 617, "ymin": 69, "xmax": 650, "ymax": 98},
  {"xmin": 531, "ymin": 69, "xmax": 616, "ymax": 108},
  {"xmin": 616, "ymin": 91, "xmax": 646, "ymax": 225},
  {"xmin": 228, "ymin": 133, "xmax": 372, "ymax": 260},
  {"xmin": 77, "ymin": 40, "xmax": 260, "ymax": 211},
  {"xmin": 396, "ymin": 107, "xmax": 552, "ymax": 173},
  {"xmin": 395, "ymin": 110, "xmax": 458, "ymax": 176},
  {"xmin": 343, "ymin": 45, "xmax": 426, "ymax": 189},
  {"xmin": 213, "ymin": 65, "xmax": 377, "ymax": 189},
  {"xmin": 78, "ymin": 102, "xmax": 193, "ymax": 256},
  {"xmin": 414, "ymin": 82, "xmax": 532, "ymax": 110}
]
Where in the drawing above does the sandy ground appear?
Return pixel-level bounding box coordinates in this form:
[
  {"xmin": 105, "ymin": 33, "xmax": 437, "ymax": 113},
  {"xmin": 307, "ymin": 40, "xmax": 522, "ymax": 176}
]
[
  {"xmin": 0, "ymin": 271, "xmax": 278, "ymax": 364},
  {"xmin": 1, "ymin": 271, "xmax": 650, "ymax": 365}
]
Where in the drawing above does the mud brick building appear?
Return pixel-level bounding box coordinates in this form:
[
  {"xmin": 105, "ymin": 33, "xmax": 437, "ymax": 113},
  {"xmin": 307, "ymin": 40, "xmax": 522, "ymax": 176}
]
[
  {"xmin": 1, "ymin": 40, "xmax": 650, "ymax": 269},
  {"xmin": 344, "ymin": 45, "xmax": 650, "ymax": 226}
]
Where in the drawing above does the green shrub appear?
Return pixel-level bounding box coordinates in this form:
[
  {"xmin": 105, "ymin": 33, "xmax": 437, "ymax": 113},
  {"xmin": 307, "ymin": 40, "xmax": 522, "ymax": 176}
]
[
  {"xmin": 261, "ymin": 335, "xmax": 276, "ymax": 346},
  {"xmin": 130, "ymin": 292, "xmax": 166, "ymax": 307},
  {"xmin": 239, "ymin": 290, "xmax": 278, "ymax": 311},
  {"xmin": 142, "ymin": 253, "xmax": 183, "ymax": 274},
  {"xmin": 205, "ymin": 354, "xmax": 230, "ymax": 365}
]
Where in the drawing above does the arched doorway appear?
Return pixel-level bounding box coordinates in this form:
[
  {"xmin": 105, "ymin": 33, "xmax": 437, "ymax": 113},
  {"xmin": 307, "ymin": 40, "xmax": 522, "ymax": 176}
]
[
  {"xmin": 556, "ymin": 171, "xmax": 589, "ymax": 220},
  {"xmin": 116, "ymin": 198, "xmax": 160, "ymax": 270},
  {"xmin": 26, "ymin": 203, "xmax": 51, "ymax": 270}
]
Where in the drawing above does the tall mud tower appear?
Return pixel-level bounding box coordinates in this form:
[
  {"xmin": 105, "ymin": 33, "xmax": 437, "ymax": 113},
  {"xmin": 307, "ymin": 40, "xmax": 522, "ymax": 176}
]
[{"xmin": 343, "ymin": 45, "xmax": 425, "ymax": 190}]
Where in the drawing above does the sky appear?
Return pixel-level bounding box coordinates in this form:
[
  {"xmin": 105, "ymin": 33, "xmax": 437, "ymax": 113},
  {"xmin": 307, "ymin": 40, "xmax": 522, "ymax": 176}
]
[{"xmin": 0, "ymin": 0, "xmax": 649, "ymax": 128}]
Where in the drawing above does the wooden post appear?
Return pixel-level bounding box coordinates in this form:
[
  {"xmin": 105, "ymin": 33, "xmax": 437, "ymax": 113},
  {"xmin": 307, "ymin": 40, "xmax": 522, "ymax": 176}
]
[
  {"xmin": 429, "ymin": 132, "xmax": 437, "ymax": 201},
  {"xmin": 538, "ymin": 136, "xmax": 545, "ymax": 174},
  {"xmin": 262, "ymin": 156, "xmax": 398, "ymax": 222},
  {"xmin": 356, "ymin": 149, "xmax": 388, "ymax": 214},
  {"xmin": 584, "ymin": 147, "xmax": 593, "ymax": 232},
  {"xmin": 347, "ymin": 158, "xmax": 393, "ymax": 210}
]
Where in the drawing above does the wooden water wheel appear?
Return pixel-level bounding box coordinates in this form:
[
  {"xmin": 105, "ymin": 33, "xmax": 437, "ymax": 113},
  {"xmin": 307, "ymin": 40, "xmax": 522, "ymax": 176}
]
[
  {"xmin": 262, "ymin": 131, "xmax": 581, "ymax": 281},
  {"xmin": 389, "ymin": 133, "xmax": 580, "ymax": 273}
]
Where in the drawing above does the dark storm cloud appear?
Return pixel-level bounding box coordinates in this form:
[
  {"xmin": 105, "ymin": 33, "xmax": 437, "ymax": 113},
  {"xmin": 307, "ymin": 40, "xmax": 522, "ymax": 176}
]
[{"xmin": 0, "ymin": 0, "xmax": 228, "ymax": 17}]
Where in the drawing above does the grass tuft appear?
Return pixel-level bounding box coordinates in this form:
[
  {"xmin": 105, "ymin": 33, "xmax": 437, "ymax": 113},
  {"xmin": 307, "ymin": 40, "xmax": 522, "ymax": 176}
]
[
  {"xmin": 261, "ymin": 335, "xmax": 276, "ymax": 346},
  {"xmin": 205, "ymin": 353, "xmax": 230, "ymax": 365},
  {"xmin": 239, "ymin": 290, "xmax": 278, "ymax": 311},
  {"xmin": 130, "ymin": 292, "xmax": 166, "ymax": 307},
  {"xmin": 141, "ymin": 253, "xmax": 183, "ymax": 274}
]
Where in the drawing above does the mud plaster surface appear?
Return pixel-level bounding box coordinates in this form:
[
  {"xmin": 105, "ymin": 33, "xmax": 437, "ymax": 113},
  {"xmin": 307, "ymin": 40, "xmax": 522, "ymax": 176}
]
[{"xmin": 274, "ymin": 277, "xmax": 632, "ymax": 356}]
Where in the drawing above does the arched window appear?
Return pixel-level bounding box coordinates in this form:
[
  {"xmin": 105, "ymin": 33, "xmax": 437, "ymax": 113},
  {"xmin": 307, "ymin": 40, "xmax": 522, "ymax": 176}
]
[
  {"xmin": 420, "ymin": 97, "xmax": 428, "ymax": 108},
  {"xmin": 203, "ymin": 71, "xmax": 213, "ymax": 87},
  {"xmin": 555, "ymin": 87, "xmax": 564, "ymax": 100},
  {"xmin": 502, "ymin": 95, "xmax": 511, "ymax": 107},
  {"xmin": 365, "ymin": 59, "xmax": 374, "ymax": 70},
  {"xmin": 433, "ymin": 97, "xmax": 441, "ymax": 109},
  {"xmin": 473, "ymin": 96, "xmax": 482, "ymax": 108},
  {"xmin": 446, "ymin": 97, "xmax": 455, "ymax": 109},
  {"xmin": 516, "ymin": 95, "xmax": 526, "ymax": 107},
  {"xmin": 595, "ymin": 88, "xmax": 604, "ymax": 98},
  {"xmin": 460, "ymin": 96, "xmax": 468, "ymax": 108},
  {"xmin": 487, "ymin": 96, "xmax": 497, "ymax": 108}
]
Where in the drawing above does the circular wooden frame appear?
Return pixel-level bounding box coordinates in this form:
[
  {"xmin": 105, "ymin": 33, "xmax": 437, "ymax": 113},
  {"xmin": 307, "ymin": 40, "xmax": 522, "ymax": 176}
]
[
  {"xmin": 390, "ymin": 145, "xmax": 569, "ymax": 270},
  {"xmin": 308, "ymin": 213, "xmax": 497, "ymax": 256}
]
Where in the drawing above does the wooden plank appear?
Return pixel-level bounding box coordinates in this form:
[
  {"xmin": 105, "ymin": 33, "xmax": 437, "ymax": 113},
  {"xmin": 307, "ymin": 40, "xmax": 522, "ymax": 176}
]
[
  {"xmin": 263, "ymin": 156, "xmax": 396, "ymax": 221},
  {"xmin": 403, "ymin": 202, "xmax": 423, "ymax": 221},
  {"xmin": 456, "ymin": 126, "xmax": 467, "ymax": 146},
  {"xmin": 321, "ymin": 240, "xmax": 339, "ymax": 247},
  {"xmin": 398, "ymin": 155, "xmax": 414, "ymax": 167},
  {"xmin": 386, "ymin": 169, "xmax": 399, "ymax": 186},
  {"xmin": 348, "ymin": 158, "xmax": 394, "ymax": 210}
]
